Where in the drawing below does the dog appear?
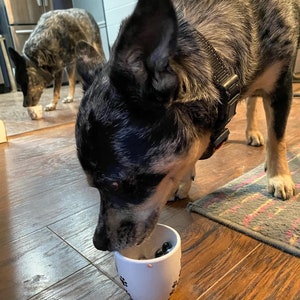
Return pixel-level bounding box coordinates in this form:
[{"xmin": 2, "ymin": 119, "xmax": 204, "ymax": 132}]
[
  {"xmin": 9, "ymin": 8, "xmax": 105, "ymax": 111},
  {"xmin": 75, "ymin": 0, "xmax": 299, "ymax": 251}
]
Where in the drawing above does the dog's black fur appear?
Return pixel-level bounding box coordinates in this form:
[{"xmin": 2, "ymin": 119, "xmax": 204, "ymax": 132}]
[
  {"xmin": 75, "ymin": 0, "xmax": 299, "ymax": 251},
  {"xmin": 9, "ymin": 8, "xmax": 105, "ymax": 111}
]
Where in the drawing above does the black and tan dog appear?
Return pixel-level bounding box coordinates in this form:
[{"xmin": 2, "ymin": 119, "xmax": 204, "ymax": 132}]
[
  {"xmin": 75, "ymin": 0, "xmax": 299, "ymax": 251},
  {"xmin": 9, "ymin": 8, "xmax": 105, "ymax": 111}
]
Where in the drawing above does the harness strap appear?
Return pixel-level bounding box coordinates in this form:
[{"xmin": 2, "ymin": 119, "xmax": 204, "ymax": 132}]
[{"xmin": 197, "ymin": 32, "xmax": 241, "ymax": 160}]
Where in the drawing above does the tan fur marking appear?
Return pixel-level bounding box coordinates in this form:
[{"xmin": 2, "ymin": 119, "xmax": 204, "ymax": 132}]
[
  {"xmin": 140, "ymin": 133, "xmax": 211, "ymax": 210},
  {"xmin": 246, "ymin": 61, "xmax": 284, "ymax": 96},
  {"xmin": 64, "ymin": 64, "xmax": 76, "ymax": 103},
  {"xmin": 246, "ymin": 97, "xmax": 265, "ymax": 146},
  {"xmin": 263, "ymin": 98, "xmax": 295, "ymax": 199}
]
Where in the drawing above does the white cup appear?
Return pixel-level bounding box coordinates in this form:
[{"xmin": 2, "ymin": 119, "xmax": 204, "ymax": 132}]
[
  {"xmin": 114, "ymin": 223, "xmax": 181, "ymax": 300},
  {"xmin": 27, "ymin": 105, "xmax": 43, "ymax": 120}
]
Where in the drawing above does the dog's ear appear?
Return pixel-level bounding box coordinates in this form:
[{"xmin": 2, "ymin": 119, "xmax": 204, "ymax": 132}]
[
  {"xmin": 76, "ymin": 41, "xmax": 105, "ymax": 91},
  {"xmin": 110, "ymin": 0, "xmax": 178, "ymax": 108},
  {"xmin": 8, "ymin": 47, "xmax": 25, "ymax": 67},
  {"xmin": 8, "ymin": 47, "xmax": 28, "ymax": 88}
]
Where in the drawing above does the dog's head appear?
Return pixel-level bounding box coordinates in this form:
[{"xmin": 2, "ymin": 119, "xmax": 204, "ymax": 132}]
[
  {"xmin": 75, "ymin": 0, "xmax": 213, "ymax": 251},
  {"xmin": 9, "ymin": 48, "xmax": 49, "ymax": 107}
]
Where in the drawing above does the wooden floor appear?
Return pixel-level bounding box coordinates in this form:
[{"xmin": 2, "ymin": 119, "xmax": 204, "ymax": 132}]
[
  {"xmin": 0, "ymin": 87, "xmax": 300, "ymax": 299},
  {"xmin": 0, "ymin": 85, "xmax": 81, "ymax": 137}
]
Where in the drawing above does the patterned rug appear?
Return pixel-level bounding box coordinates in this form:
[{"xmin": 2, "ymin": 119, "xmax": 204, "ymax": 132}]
[{"xmin": 188, "ymin": 152, "xmax": 300, "ymax": 257}]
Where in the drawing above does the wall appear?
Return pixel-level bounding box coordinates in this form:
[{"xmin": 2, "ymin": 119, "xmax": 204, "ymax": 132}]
[
  {"xmin": 72, "ymin": 0, "xmax": 110, "ymax": 59},
  {"xmin": 103, "ymin": 0, "xmax": 137, "ymax": 47}
]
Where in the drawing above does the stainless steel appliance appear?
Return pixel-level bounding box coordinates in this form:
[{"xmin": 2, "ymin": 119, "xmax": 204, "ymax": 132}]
[{"xmin": 4, "ymin": 0, "xmax": 72, "ymax": 54}]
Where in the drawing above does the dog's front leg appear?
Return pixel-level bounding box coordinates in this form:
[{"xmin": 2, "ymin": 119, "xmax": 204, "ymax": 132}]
[
  {"xmin": 246, "ymin": 97, "xmax": 264, "ymax": 146},
  {"xmin": 263, "ymin": 71, "xmax": 295, "ymax": 200},
  {"xmin": 169, "ymin": 166, "xmax": 195, "ymax": 201},
  {"xmin": 62, "ymin": 64, "xmax": 76, "ymax": 104},
  {"xmin": 45, "ymin": 70, "xmax": 63, "ymax": 111}
]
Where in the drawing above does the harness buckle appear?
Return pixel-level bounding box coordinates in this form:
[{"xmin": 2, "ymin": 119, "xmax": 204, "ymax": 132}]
[
  {"xmin": 218, "ymin": 74, "xmax": 240, "ymax": 126},
  {"xmin": 200, "ymin": 128, "xmax": 230, "ymax": 160}
]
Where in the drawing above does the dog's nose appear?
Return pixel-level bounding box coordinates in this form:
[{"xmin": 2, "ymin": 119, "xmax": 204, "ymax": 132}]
[
  {"xmin": 23, "ymin": 98, "xmax": 30, "ymax": 107},
  {"xmin": 23, "ymin": 96, "xmax": 32, "ymax": 107},
  {"xmin": 93, "ymin": 226, "xmax": 109, "ymax": 251}
]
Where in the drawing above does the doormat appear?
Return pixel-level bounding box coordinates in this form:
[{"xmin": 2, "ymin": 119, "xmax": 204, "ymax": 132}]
[{"xmin": 188, "ymin": 153, "xmax": 300, "ymax": 257}]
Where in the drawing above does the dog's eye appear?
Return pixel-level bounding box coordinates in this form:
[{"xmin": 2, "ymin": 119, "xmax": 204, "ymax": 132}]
[
  {"xmin": 110, "ymin": 181, "xmax": 119, "ymax": 191},
  {"xmin": 98, "ymin": 178, "xmax": 120, "ymax": 192}
]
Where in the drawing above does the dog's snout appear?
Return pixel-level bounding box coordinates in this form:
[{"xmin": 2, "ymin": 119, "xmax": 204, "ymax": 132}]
[
  {"xmin": 93, "ymin": 225, "xmax": 109, "ymax": 251},
  {"xmin": 23, "ymin": 97, "xmax": 30, "ymax": 107}
]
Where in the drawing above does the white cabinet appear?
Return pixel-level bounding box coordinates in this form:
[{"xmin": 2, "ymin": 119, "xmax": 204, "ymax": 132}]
[
  {"xmin": 72, "ymin": 0, "xmax": 110, "ymax": 59},
  {"xmin": 72, "ymin": 0, "xmax": 138, "ymax": 59},
  {"xmin": 103, "ymin": 0, "xmax": 137, "ymax": 48}
]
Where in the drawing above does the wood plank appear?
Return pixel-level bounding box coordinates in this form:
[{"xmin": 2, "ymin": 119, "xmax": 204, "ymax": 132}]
[
  {"xmin": 48, "ymin": 204, "xmax": 123, "ymax": 284},
  {"xmin": 0, "ymin": 124, "xmax": 99, "ymax": 246},
  {"xmin": 0, "ymin": 228, "xmax": 89, "ymax": 299},
  {"xmin": 200, "ymin": 244, "xmax": 300, "ymax": 299},
  {"xmin": 0, "ymin": 180, "xmax": 98, "ymax": 246},
  {"xmin": 48, "ymin": 205, "xmax": 107, "ymax": 264},
  {"xmin": 30, "ymin": 265, "xmax": 130, "ymax": 300},
  {"xmin": 168, "ymin": 214, "xmax": 260, "ymax": 299}
]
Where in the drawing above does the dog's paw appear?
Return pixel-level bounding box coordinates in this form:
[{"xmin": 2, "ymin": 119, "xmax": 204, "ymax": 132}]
[
  {"xmin": 168, "ymin": 173, "xmax": 195, "ymax": 202},
  {"xmin": 168, "ymin": 187, "xmax": 188, "ymax": 202},
  {"xmin": 268, "ymin": 175, "xmax": 295, "ymax": 200},
  {"xmin": 44, "ymin": 103, "xmax": 56, "ymax": 111},
  {"xmin": 168, "ymin": 183, "xmax": 191, "ymax": 202},
  {"xmin": 246, "ymin": 130, "xmax": 264, "ymax": 146},
  {"xmin": 62, "ymin": 96, "xmax": 74, "ymax": 104}
]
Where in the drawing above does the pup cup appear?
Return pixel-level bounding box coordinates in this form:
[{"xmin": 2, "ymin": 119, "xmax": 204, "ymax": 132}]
[
  {"xmin": 27, "ymin": 105, "xmax": 43, "ymax": 120},
  {"xmin": 114, "ymin": 224, "xmax": 181, "ymax": 300}
]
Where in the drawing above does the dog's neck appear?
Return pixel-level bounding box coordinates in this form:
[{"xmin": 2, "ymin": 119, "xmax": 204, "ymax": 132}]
[
  {"xmin": 173, "ymin": 21, "xmax": 241, "ymax": 159},
  {"xmin": 23, "ymin": 53, "xmax": 53, "ymax": 83}
]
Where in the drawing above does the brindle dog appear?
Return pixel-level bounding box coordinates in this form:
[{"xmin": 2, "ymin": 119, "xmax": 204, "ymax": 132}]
[
  {"xmin": 75, "ymin": 0, "xmax": 299, "ymax": 251},
  {"xmin": 9, "ymin": 8, "xmax": 105, "ymax": 111}
]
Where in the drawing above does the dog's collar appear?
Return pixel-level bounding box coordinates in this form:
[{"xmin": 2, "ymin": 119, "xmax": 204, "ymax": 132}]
[
  {"xmin": 197, "ymin": 32, "xmax": 241, "ymax": 160},
  {"xmin": 23, "ymin": 53, "xmax": 53, "ymax": 83}
]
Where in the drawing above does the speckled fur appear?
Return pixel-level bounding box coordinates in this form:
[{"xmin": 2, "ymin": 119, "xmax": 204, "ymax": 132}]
[
  {"xmin": 75, "ymin": 0, "xmax": 300, "ymax": 251},
  {"xmin": 9, "ymin": 8, "xmax": 105, "ymax": 111}
]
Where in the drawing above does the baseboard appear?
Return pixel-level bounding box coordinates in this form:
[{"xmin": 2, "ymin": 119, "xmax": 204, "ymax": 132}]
[{"xmin": 0, "ymin": 120, "xmax": 7, "ymax": 143}]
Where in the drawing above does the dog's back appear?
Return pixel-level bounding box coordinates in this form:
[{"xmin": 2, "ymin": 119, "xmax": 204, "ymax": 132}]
[
  {"xmin": 9, "ymin": 8, "xmax": 105, "ymax": 108},
  {"xmin": 173, "ymin": 0, "xmax": 300, "ymax": 96},
  {"xmin": 24, "ymin": 8, "xmax": 104, "ymax": 72}
]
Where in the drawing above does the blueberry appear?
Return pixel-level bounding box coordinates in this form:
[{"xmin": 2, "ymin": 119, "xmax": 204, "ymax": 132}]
[
  {"xmin": 155, "ymin": 241, "xmax": 173, "ymax": 258},
  {"xmin": 162, "ymin": 242, "xmax": 172, "ymax": 253},
  {"xmin": 155, "ymin": 249, "xmax": 164, "ymax": 258}
]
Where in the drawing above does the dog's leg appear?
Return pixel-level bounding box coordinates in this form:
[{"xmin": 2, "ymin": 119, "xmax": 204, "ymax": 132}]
[
  {"xmin": 45, "ymin": 70, "xmax": 63, "ymax": 111},
  {"xmin": 169, "ymin": 166, "xmax": 195, "ymax": 201},
  {"xmin": 62, "ymin": 64, "xmax": 76, "ymax": 104},
  {"xmin": 246, "ymin": 97, "xmax": 264, "ymax": 146},
  {"xmin": 262, "ymin": 70, "xmax": 295, "ymax": 200}
]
